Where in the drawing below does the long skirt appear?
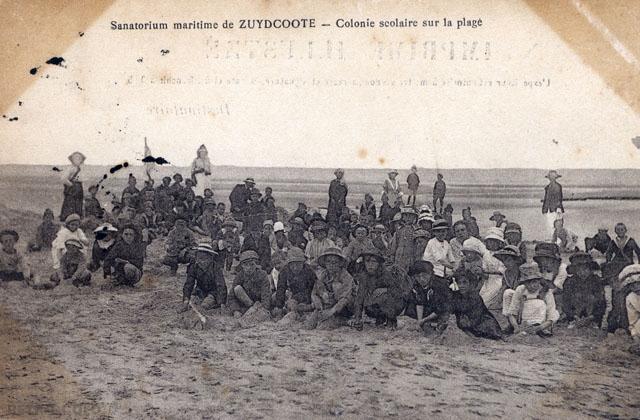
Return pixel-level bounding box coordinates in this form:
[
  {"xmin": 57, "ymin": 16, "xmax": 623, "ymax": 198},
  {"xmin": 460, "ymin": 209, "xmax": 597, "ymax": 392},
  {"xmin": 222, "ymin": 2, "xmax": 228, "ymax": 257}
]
[
  {"xmin": 193, "ymin": 172, "xmax": 212, "ymax": 197},
  {"xmin": 60, "ymin": 181, "xmax": 84, "ymax": 221}
]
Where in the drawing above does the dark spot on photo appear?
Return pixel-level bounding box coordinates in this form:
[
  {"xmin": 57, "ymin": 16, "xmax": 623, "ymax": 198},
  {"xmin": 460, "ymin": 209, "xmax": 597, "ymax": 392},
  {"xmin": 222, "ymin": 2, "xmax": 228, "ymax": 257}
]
[
  {"xmin": 160, "ymin": 49, "xmax": 170, "ymax": 56},
  {"xmin": 142, "ymin": 155, "xmax": 170, "ymax": 165},
  {"xmin": 137, "ymin": 57, "xmax": 143, "ymax": 63},
  {"xmin": 45, "ymin": 56, "xmax": 66, "ymax": 66},
  {"xmin": 52, "ymin": 167, "xmax": 62, "ymax": 172},
  {"xmin": 123, "ymin": 162, "xmax": 129, "ymax": 168},
  {"xmin": 29, "ymin": 67, "xmax": 39, "ymax": 75},
  {"xmin": 18, "ymin": 101, "xmax": 23, "ymax": 106},
  {"xmin": 109, "ymin": 163, "xmax": 127, "ymax": 174},
  {"xmin": 8, "ymin": 117, "xmax": 18, "ymax": 122},
  {"xmin": 79, "ymin": 31, "xmax": 84, "ymax": 37},
  {"xmin": 75, "ymin": 82, "xmax": 84, "ymax": 91}
]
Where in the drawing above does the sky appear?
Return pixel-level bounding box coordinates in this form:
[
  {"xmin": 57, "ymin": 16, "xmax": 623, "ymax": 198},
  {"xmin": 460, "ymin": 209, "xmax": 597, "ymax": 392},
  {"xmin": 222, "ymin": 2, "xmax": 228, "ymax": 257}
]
[{"xmin": 1, "ymin": 0, "xmax": 639, "ymax": 169}]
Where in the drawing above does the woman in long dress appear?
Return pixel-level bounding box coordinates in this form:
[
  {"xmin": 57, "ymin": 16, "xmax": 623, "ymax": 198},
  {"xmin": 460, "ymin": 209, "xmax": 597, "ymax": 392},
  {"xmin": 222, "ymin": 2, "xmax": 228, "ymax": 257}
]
[
  {"xmin": 326, "ymin": 169, "xmax": 348, "ymax": 225},
  {"xmin": 191, "ymin": 145, "xmax": 212, "ymax": 197},
  {"xmin": 60, "ymin": 151, "xmax": 86, "ymax": 221}
]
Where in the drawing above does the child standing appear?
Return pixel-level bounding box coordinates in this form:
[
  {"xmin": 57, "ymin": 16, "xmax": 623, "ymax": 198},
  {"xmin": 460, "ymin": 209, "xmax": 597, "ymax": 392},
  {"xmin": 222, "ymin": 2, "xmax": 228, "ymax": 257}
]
[
  {"xmin": 388, "ymin": 206, "xmax": 418, "ymax": 272},
  {"xmin": 432, "ymin": 173, "xmax": 446, "ymax": 215}
]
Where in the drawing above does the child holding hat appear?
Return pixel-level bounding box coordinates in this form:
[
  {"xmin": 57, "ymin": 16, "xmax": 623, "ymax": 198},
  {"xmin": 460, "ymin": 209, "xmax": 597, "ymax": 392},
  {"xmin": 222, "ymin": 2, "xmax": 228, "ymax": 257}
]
[{"xmin": 506, "ymin": 263, "xmax": 559, "ymax": 336}]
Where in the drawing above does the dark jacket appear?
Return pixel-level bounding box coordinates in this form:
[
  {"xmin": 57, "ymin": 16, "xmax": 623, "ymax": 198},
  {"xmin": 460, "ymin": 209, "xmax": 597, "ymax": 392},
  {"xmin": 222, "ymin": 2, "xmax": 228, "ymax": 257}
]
[
  {"xmin": 562, "ymin": 274, "xmax": 606, "ymax": 323},
  {"xmin": 241, "ymin": 232, "xmax": 273, "ymax": 272},
  {"xmin": 542, "ymin": 181, "xmax": 563, "ymax": 214},
  {"xmin": 274, "ymin": 264, "xmax": 317, "ymax": 308},
  {"xmin": 229, "ymin": 184, "xmax": 251, "ymax": 215},
  {"xmin": 104, "ymin": 239, "xmax": 145, "ymax": 278},
  {"xmin": 450, "ymin": 291, "xmax": 503, "ymax": 340},
  {"xmin": 407, "ymin": 173, "xmax": 420, "ymax": 190},
  {"xmin": 228, "ymin": 268, "xmax": 272, "ymax": 310},
  {"xmin": 183, "ymin": 259, "xmax": 225, "ymax": 304},
  {"xmin": 353, "ymin": 268, "xmax": 404, "ymax": 319}
]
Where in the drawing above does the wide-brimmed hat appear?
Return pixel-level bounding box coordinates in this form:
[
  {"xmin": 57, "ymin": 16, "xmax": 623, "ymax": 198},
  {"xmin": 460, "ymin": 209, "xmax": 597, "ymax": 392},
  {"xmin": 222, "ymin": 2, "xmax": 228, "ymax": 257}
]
[
  {"xmin": 244, "ymin": 177, "xmax": 256, "ymax": 184},
  {"xmin": 334, "ymin": 168, "xmax": 344, "ymax": 176},
  {"xmin": 317, "ymin": 247, "xmax": 346, "ymax": 268},
  {"xmin": 418, "ymin": 213, "xmax": 435, "ymax": 223},
  {"xmin": 619, "ymin": 264, "xmax": 640, "ymax": 288},
  {"xmin": 431, "ymin": 220, "xmax": 449, "ymax": 231},
  {"xmin": 519, "ymin": 263, "xmax": 543, "ymax": 283},
  {"xmin": 373, "ymin": 224, "xmax": 387, "ymax": 232},
  {"xmin": 533, "ymin": 242, "xmax": 561, "ymax": 263},
  {"xmin": 503, "ymin": 222, "xmax": 522, "ymax": 235},
  {"xmin": 484, "ymin": 227, "xmax": 506, "ymax": 243},
  {"xmin": 203, "ymin": 199, "xmax": 216, "ymax": 207},
  {"xmin": 64, "ymin": 238, "xmax": 84, "ymax": 250},
  {"xmin": 64, "ymin": 213, "xmax": 81, "ymax": 225},
  {"xmin": 0, "ymin": 229, "xmax": 19, "ymax": 241},
  {"xmin": 493, "ymin": 245, "xmax": 525, "ymax": 265},
  {"xmin": 545, "ymin": 170, "xmax": 561, "ymax": 179},
  {"xmin": 309, "ymin": 220, "xmax": 328, "ymax": 232},
  {"xmin": 461, "ymin": 239, "xmax": 485, "ymax": 257},
  {"xmin": 414, "ymin": 229, "xmax": 430, "ymax": 239},
  {"xmin": 93, "ymin": 223, "xmax": 118, "ymax": 234},
  {"xmin": 358, "ymin": 245, "xmax": 385, "ymax": 263},
  {"xmin": 388, "ymin": 169, "xmax": 399, "ymax": 175},
  {"xmin": 489, "ymin": 211, "xmax": 506, "ymax": 221},
  {"xmin": 194, "ymin": 242, "xmax": 218, "ymax": 255},
  {"xmin": 263, "ymin": 219, "xmax": 274, "ymax": 227},
  {"xmin": 408, "ymin": 260, "xmax": 434, "ymax": 276},
  {"xmin": 173, "ymin": 173, "xmax": 183, "ymax": 180},
  {"xmin": 285, "ymin": 247, "xmax": 306, "ymax": 266},
  {"xmin": 273, "ymin": 222, "xmax": 285, "ymax": 233},
  {"xmin": 250, "ymin": 188, "xmax": 262, "ymax": 197},
  {"xmin": 68, "ymin": 151, "xmax": 86, "ymax": 163},
  {"xmin": 567, "ymin": 251, "xmax": 599, "ymax": 274},
  {"xmin": 239, "ymin": 250, "xmax": 259, "ymax": 264},
  {"xmin": 291, "ymin": 217, "xmax": 307, "ymax": 227},
  {"xmin": 197, "ymin": 144, "xmax": 208, "ymax": 153}
]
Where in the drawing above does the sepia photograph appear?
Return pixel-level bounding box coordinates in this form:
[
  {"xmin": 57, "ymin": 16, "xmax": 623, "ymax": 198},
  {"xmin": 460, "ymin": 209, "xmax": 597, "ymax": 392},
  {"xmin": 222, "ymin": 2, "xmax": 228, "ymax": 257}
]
[{"xmin": 1, "ymin": 0, "xmax": 639, "ymax": 418}]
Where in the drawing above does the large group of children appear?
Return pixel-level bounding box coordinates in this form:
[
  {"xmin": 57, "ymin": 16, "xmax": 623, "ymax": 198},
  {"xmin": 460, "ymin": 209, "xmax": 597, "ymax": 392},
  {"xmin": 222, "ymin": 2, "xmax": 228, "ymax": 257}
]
[{"xmin": 1, "ymin": 152, "xmax": 639, "ymax": 343}]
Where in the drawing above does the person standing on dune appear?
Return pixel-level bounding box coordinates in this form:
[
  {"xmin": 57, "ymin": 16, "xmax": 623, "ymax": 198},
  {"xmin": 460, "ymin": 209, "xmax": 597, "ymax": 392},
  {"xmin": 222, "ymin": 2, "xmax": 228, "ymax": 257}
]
[
  {"xmin": 60, "ymin": 151, "xmax": 86, "ymax": 222},
  {"xmin": 432, "ymin": 173, "xmax": 446, "ymax": 215},
  {"xmin": 542, "ymin": 170, "xmax": 564, "ymax": 239}
]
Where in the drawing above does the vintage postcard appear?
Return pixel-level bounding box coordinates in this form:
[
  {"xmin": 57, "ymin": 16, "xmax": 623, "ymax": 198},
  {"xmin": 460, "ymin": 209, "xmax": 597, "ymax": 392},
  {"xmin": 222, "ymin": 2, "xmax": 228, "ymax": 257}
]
[{"xmin": 1, "ymin": 0, "xmax": 639, "ymax": 418}]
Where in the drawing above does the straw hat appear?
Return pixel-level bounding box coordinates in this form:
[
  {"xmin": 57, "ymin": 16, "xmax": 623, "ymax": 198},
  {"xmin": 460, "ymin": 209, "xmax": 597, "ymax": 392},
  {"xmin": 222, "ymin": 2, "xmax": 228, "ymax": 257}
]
[
  {"xmin": 503, "ymin": 222, "xmax": 522, "ymax": 235},
  {"xmin": 317, "ymin": 247, "xmax": 346, "ymax": 268},
  {"xmin": 194, "ymin": 242, "xmax": 218, "ymax": 255},
  {"xmin": 493, "ymin": 245, "xmax": 525, "ymax": 265},
  {"xmin": 373, "ymin": 224, "xmax": 387, "ymax": 232},
  {"xmin": 461, "ymin": 239, "xmax": 485, "ymax": 257},
  {"xmin": 388, "ymin": 169, "xmax": 399, "ymax": 175},
  {"xmin": 244, "ymin": 177, "xmax": 256, "ymax": 184},
  {"xmin": 352, "ymin": 224, "xmax": 370, "ymax": 235},
  {"xmin": 222, "ymin": 218, "xmax": 238, "ymax": 229},
  {"xmin": 309, "ymin": 220, "xmax": 328, "ymax": 232},
  {"xmin": 239, "ymin": 250, "xmax": 259, "ymax": 264},
  {"xmin": 619, "ymin": 264, "xmax": 640, "ymax": 288},
  {"xmin": 484, "ymin": 227, "xmax": 505, "ymax": 243},
  {"xmin": 285, "ymin": 248, "xmax": 306, "ymax": 266},
  {"xmin": 64, "ymin": 239, "xmax": 84, "ymax": 250},
  {"xmin": 263, "ymin": 219, "xmax": 274, "ymax": 227}
]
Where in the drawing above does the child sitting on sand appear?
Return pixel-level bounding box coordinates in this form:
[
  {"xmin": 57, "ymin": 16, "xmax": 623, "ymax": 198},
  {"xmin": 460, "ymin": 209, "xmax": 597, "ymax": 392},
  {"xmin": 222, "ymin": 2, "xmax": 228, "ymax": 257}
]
[
  {"xmin": 449, "ymin": 268, "xmax": 503, "ymax": 340},
  {"xmin": 272, "ymin": 248, "xmax": 317, "ymax": 318},
  {"xmin": 617, "ymin": 266, "xmax": 640, "ymax": 341},
  {"xmin": 178, "ymin": 242, "xmax": 226, "ymax": 313},
  {"xmin": 88, "ymin": 223, "xmax": 118, "ymax": 277},
  {"xmin": 0, "ymin": 229, "xmax": 33, "ymax": 283},
  {"xmin": 50, "ymin": 239, "xmax": 91, "ymax": 287},
  {"xmin": 563, "ymin": 252, "xmax": 606, "ymax": 329},
  {"xmin": 227, "ymin": 251, "xmax": 273, "ymax": 318},
  {"xmin": 51, "ymin": 214, "xmax": 89, "ymax": 272},
  {"xmin": 104, "ymin": 224, "xmax": 144, "ymax": 286},
  {"xmin": 27, "ymin": 208, "xmax": 59, "ymax": 252},
  {"xmin": 405, "ymin": 261, "xmax": 452, "ymax": 335},
  {"xmin": 552, "ymin": 218, "xmax": 579, "ymax": 252},
  {"xmin": 308, "ymin": 248, "xmax": 355, "ymax": 329},
  {"xmin": 162, "ymin": 217, "xmax": 196, "ymax": 275},
  {"xmin": 506, "ymin": 263, "xmax": 559, "ymax": 336}
]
